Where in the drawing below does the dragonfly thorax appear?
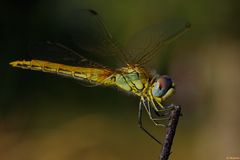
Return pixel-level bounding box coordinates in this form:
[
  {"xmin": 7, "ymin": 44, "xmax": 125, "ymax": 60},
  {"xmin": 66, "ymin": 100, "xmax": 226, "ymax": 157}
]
[{"xmin": 113, "ymin": 66, "xmax": 149, "ymax": 96}]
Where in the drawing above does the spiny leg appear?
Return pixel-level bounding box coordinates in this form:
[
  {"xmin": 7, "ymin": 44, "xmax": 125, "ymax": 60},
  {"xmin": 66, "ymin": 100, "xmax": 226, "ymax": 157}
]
[
  {"xmin": 158, "ymin": 102, "xmax": 175, "ymax": 112},
  {"xmin": 149, "ymin": 99, "xmax": 170, "ymax": 116},
  {"xmin": 143, "ymin": 97, "xmax": 168, "ymax": 116},
  {"xmin": 150, "ymin": 98, "xmax": 161, "ymax": 111},
  {"xmin": 151, "ymin": 99, "xmax": 175, "ymax": 121},
  {"xmin": 147, "ymin": 89, "xmax": 174, "ymax": 112},
  {"xmin": 141, "ymin": 97, "xmax": 152, "ymax": 118},
  {"xmin": 150, "ymin": 111, "xmax": 170, "ymax": 122},
  {"xmin": 150, "ymin": 98, "xmax": 174, "ymax": 112},
  {"xmin": 138, "ymin": 100, "xmax": 162, "ymax": 145},
  {"xmin": 141, "ymin": 97, "xmax": 169, "ymax": 126},
  {"xmin": 151, "ymin": 117, "xmax": 169, "ymax": 127},
  {"xmin": 147, "ymin": 102, "xmax": 169, "ymax": 127}
]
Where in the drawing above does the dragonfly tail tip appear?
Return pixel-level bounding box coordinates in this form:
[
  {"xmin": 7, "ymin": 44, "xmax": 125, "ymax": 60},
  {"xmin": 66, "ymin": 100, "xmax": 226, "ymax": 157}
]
[{"xmin": 9, "ymin": 61, "xmax": 18, "ymax": 67}]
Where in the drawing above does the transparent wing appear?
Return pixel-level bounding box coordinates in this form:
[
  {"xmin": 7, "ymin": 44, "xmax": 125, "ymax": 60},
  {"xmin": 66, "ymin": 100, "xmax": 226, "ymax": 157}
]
[
  {"xmin": 60, "ymin": 9, "xmax": 130, "ymax": 67},
  {"xmin": 28, "ymin": 41, "xmax": 107, "ymax": 69},
  {"xmin": 126, "ymin": 20, "xmax": 190, "ymax": 65}
]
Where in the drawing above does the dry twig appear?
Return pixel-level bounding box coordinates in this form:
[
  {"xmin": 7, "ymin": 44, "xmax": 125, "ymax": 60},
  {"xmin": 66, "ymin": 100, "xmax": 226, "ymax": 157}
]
[{"xmin": 160, "ymin": 105, "xmax": 182, "ymax": 160}]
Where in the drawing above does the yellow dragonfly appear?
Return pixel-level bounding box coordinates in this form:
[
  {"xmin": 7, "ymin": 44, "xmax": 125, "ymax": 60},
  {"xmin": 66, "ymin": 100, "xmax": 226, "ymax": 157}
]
[{"xmin": 9, "ymin": 9, "xmax": 190, "ymax": 144}]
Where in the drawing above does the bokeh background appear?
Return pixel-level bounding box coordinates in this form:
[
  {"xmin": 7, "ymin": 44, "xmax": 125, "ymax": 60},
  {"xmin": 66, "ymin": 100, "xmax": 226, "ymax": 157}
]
[{"xmin": 1, "ymin": 0, "xmax": 240, "ymax": 160}]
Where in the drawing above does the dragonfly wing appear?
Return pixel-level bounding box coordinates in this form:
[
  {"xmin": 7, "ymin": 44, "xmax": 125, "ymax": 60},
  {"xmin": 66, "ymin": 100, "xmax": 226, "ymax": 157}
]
[
  {"xmin": 60, "ymin": 9, "xmax": 130, "ymax": 67},
  {"xmin": 126, "ymin": 20, "xmax": 190, "ymax": 65},
  {"xmin": 28, "ymin": 41, "xmax": 107, "ymax": 69}
]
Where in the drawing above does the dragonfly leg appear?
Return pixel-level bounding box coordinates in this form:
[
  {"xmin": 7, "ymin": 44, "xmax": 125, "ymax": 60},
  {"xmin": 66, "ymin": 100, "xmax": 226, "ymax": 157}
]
[
  {"xmin": 141, "ymin": 97, "xmax": 152, "ymax": 118},
  {"xmin": 144, "ymin": 97, "xmax": 167, "ymax": 116},
  {"xmin": 142, "ymin": 98, "xmax": 168, "ymax": 124},
  {"xmin": 138, "ymin": 100, "xmax": 162, "ymax": 145},
  {"xmin": 152, "ymin": 99, "xmax": 174, "ymax": 112},
  {"xmin": 155, "ymin": 109, "xmax": 172, "ymax": 118},
  {"xmin": 146, "ymin": 100, "xmax": 172, "ymax": 127},
  {"xmin": 149, "ymin": 110, "xmax": 168, "ymax": 127}
]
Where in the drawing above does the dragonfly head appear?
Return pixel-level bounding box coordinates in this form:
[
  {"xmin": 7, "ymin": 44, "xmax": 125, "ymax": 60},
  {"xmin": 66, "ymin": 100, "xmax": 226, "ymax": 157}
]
[{"xmin": 151, "ymin": 75, "xmax": 175, "ymax": 103}]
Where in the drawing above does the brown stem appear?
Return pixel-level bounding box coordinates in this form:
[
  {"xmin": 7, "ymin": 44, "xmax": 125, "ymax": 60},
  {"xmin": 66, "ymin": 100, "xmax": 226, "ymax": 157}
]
[{"xmin": 160, "ymin": 105, "xmax": 182, "ymax": 160}]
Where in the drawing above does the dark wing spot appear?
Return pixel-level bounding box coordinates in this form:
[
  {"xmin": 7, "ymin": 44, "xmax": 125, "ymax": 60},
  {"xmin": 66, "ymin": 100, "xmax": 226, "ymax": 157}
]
[{"xmin": 88, "ymin": 9, "xmax": 98, "ymax": 15}]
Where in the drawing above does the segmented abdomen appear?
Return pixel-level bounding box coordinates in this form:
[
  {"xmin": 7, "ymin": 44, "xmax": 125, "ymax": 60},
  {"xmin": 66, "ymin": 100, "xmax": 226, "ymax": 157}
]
[{"xmin": 10, "ymin": 60, "xmax": 114, "ymax": 85}]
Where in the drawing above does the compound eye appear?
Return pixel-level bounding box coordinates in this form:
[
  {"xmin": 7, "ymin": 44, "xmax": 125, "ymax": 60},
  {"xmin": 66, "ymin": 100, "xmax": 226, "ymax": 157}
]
[{"xmin": 152, "ymin": 75, "xmax": 173, "ymax": 97}]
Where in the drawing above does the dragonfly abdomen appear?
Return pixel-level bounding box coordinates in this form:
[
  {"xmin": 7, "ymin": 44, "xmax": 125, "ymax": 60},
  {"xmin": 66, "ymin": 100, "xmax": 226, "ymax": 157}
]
[{"xmin": 10, "ymin": 60, "xmax": 114, "ymax": 85}]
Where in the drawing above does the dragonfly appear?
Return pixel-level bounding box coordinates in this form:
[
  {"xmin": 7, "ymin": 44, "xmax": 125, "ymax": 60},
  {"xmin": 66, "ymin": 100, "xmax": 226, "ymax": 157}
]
[{"xmin": 9, "ymin": 9, "xmax": 190, "ymax": 144}]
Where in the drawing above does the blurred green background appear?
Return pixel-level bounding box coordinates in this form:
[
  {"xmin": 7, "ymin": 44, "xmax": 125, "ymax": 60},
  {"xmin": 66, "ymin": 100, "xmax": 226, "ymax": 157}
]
[{"xmin": 1, "ymin": 0, "xmax": 240, "ymax": 160}]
